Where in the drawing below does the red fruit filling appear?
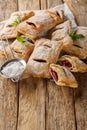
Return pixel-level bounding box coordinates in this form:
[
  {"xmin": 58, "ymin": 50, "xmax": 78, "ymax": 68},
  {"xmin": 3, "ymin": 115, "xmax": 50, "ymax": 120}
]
[
  {"xmin": 62, "ymin": 60, "xmax": 72, "ymax": 68},
  {"xmin": 50, "ymin": 68, "xmax": 58, "ymax": 81}
]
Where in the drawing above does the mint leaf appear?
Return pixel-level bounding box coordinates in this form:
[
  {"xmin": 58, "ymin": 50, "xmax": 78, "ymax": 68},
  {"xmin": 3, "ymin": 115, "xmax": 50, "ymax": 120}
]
[
  {"xmin": 69, "ymin": 32, "xmax": 85, "ymax": 40},
  {"xmin": 12, "ymin": 16, "xmax": 21, "ymax": 26},
  {"xmin": 17, "ymin": 36, "xmax": 28, "ymax": 46}
]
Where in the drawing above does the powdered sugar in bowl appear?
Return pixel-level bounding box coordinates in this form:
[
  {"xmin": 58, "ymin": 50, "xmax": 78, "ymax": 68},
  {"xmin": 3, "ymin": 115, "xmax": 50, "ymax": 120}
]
[{"xmin": 0, "ymin": 58, "xmax": 26, "ymax": 80}]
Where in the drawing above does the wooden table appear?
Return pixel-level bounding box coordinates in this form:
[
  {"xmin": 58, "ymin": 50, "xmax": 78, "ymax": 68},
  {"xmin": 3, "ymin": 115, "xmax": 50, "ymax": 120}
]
[{"xmin": 0, "ymin": 0, "xmax": 87, "ymax": 130}]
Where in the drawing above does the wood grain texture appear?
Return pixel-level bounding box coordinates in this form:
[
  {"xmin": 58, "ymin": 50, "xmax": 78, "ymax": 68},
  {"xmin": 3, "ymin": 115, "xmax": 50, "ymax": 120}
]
[
  {"xmin": 64, "ymin": 0, "xmax": 87, "ymax": 25},
  {"xmin": 63, "ymin": 1, "xmax": 87, "ymax": 129},
  {"xmin": 47, "ymin": 0, "xmax": 63, "ymax": 8},
  {"xmin": 46, "ymin": 80, "xmax": 76, "ymax": 130},
  {"xmin": 0, "ymin": 0, "xmax": 87, "ymax": 130},
  {"xmin": 74, "ymin": 73, "xmax": 87, "ymax": 130},
  {"xmin": 40, "ymin": 0, "xmax": 47, "ymax": 9},
  {"xmin": 0, "ymin": 0, "xmax": 18, "ymax": 21},
  {"xmin": 44, "ymin": 1, "xmax": 76, "ymax": 130},
  {"xmin": 0, "ymin": 77, "xmax": 4, "ymax": 130},
  {"xmin": 0, "ymin": 1, "xmax": 18, "ymax": 130},
  {"xmin": 0, "ymin": 78, "xmax": 18, "ymax": 130},
  {"xmin": 2, "ymin": 80, "xmax": 18, "ymax": 130},
  {"xmin": 18, "ymin": 0, "xmax": 40, "ymax": 10},
  {"xmin": 18, "ymin": 2, "xmax": 45, "ymax": 130},
  {"xmin": 17, "ymin": 78, "xmax": 46, "ymax": 130}
]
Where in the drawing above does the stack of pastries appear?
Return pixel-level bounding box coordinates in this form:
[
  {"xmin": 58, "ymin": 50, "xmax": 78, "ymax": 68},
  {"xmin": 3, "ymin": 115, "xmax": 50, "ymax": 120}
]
[{"xmin": 0, "ymin": 9, "xmax": 87, "ymax": 88}]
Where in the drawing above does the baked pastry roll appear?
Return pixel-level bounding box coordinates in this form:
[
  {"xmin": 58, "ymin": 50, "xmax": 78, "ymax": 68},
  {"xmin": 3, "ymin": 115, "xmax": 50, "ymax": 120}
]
[
  {"xmin": 49, "ymin": 64, "xmax": 78, "ymax": 88},
  {"xmin": 51, "ymin": 20, "xmax": 73, "ymax": 47},
  {"xmin": 63, "ymin": 26, "xmax": 87, "ymax": 59},
  {"xmin": 11, "ymin": 10, "xmax": 35, "ymax": 21},
  {"xmin": 0, "ymin": 11, "xmax": 34, "ymax": 39},
  {"xmin": 51, "ymin": 20, "xmax": 72, "ymax": 40},
  {"xmin": 59, "ymin": 55, "xmax": 87, "ymax": 72},
  {"xmin": 26, "ymin": 38, "xmax": 63, "ymax": 78},
  {"xmin": 0, "ymin": 36, "xmax": 34, "ymax": 61},
  {"xmin": 18, "ymin": 10, "xmax": 64, "ymax": 39}
]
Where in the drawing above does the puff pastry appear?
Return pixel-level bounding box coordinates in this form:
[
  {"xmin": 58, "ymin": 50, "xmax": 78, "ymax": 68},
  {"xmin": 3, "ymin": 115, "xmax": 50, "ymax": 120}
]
[
  {"xmin": 0, "ymin": 36, "xmax": 34, "ymax": 61},
  {"xmin": 26, "ymin": 38, "xmax": 63, "ymax": 78},
  {"xmin": 59, "ymin": 55, "xmax": 87, "ymax": 72},
  {"xmin": 0, "ymin": 11, "xmax": 35, "ymax": 39},
  {"xmin": 18, "ymin": 10, "xmax": 64, "ymax": 39},
  {"xmin": 49, "ymin": 64, "xmax": 78, "ymax": 88},
  {"xmin": 51, "ymin": 20, "xmax": 73, "ymax": 47},
  {"xmin": 63, "ymin": 26, "xmax": 87, "ymax": 59}
]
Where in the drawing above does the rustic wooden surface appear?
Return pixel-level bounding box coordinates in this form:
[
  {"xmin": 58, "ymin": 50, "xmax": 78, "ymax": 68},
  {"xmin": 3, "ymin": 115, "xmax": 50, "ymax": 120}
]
[{"xmin": 0, "ymin": 0, "xmax": 87, "ymax": 130}]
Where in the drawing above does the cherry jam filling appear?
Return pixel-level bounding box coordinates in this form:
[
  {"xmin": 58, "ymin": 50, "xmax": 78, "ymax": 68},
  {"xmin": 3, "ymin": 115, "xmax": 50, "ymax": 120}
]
[
  {"xmin": 50, "ymin": 68, "xmax": 58, "ymax": 81},
  {"xmin": 62, "ymin": 60, "xmax": 72, "ymax": 68}
]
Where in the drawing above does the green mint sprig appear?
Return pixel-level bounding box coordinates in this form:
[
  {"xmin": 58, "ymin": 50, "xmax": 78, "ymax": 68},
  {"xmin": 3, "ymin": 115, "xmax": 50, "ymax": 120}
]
[
  {"xmin": 12, "ymin": 16, "xmax": 21, "ymax": 26},
  {"xmin": 69, "ymin": 32, "xmax": 85, "ymax": 40},
  {"xmin": 17, "ymin": 36, "xmax": 28, "ymax": 46}
]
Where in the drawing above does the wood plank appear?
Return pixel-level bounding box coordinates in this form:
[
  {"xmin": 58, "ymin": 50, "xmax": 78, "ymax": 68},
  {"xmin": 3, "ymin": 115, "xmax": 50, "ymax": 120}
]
[
  {"xmin": 0, "ymin": 59, "xmax": 18, "ymax": 130},
  {"xmin": 0, "ymin": 0, "xmax": 18, "ymax": 21},
  {"xmin": 0, "ymin": 69, "xmax": 18, "ymax": 130},
  {"xmin": 64, "ymin": 0, "xmax": 87, "ymax": 25},
  {"xmin": 45, "ymin": 1, "xmax": 76, "ymax": 130},
  {"xmin": 40, "ymin": 0, "xmax": 47, "ymax": 9},
  {"xmin": 2, "ymin": 80, "xmax": 18, "ymax": 130},
  {"xmin": 0, "ymin": 77, "xmax": 4, "ymax": 130},
  {"xmin": 74, "ymin": 73, "xmax": 87, "ymax": 130},
  {"xmin": 0, "ymin": 1, "xmax": 18, "ymax": 130},
  {"xmin": 17, "ymin": 0, "xmax": 77, "ymax": 130},
  {"xmin": 46, "ymin": 81, "xmax": 76, "ymax": 130},
  {"xmin": 17, "ymin": 78, "xmax": 46, "ymax": 130},
  {"xmin": 17, "ymin": 1, "xmax": 46, "ymax": 130},
  {"xmin": 47, "ymin": 0, "xmax": 63, "ymax": 8},
  {"xmin": 64, "ymin": 0, "xmax": 87, "ymax": 129},
  {"xmin": 18, "ymin": 0, "xmax": 40, "ymax": 10}
]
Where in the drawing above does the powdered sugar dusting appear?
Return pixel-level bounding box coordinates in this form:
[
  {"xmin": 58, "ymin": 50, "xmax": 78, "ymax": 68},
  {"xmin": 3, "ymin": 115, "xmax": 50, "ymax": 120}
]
[{"xmin": 1, "ymin": 61, "xmax": 25, "ymax": 78}]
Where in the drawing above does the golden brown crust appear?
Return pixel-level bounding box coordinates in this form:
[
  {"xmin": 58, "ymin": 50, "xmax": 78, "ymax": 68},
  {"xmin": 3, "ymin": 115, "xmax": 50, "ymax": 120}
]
[
  {"xmin": 59, "ymin": 55, "xmax": 87, "ymax": 72},
  {"xmin": 0, "ymin": 36, "xmax": 34, "ymax": 61},
  {"xmin": 51, "ymin": 20, "xmax": 72, "ymax": 39},
  {"xmin": 11, "ymin": 10, "xmax": 35, "ymax": 21},
  {"xmin": 63, "ymin": 26, "xmax": 87, "ymax": 59},
  {"xmin": 26, "ymin": 38, "xmax": 63, "ymax": 78},
  {"xmin": 50, "ymin": 20, "xmax": 73, "ymax": 47},
  {"xmin": 45, "ymin": 10, "xmax": 64, "ymax": 23},
  {"xmin": 0, "ymin": 11, "xmax": 35, "ymax": 39},
  {"xmin": 18, "ymin": 10, "xmax": 64, "ymax": 39},
  {"xmin": 49, "ymin": 64, "xmax": 78, "ymax": 88}
]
